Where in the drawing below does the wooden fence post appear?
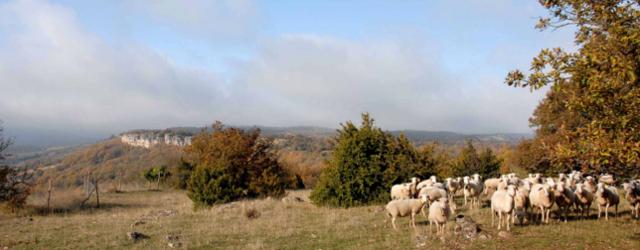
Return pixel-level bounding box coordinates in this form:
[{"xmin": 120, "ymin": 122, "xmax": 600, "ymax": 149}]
[
  {"xmin": 94, "ymin": 178, "xmax": 100, "ymax": 208},
  {"xmin": 46, "ymin": 179, "xmax": 52, "ymax": 213}
]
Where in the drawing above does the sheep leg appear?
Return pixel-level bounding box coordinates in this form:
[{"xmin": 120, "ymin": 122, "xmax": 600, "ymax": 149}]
[
  {"xmin": 598, "ymin": 204, "xmax": 602, "ymax": 219},
  {"xmin": 584, "ymin": 204, "xmax": 589, "ymax": 219},
  {"xmin": 392, "ymin": 217, "xmax": 398, "ymax": 231},
  {"xmin": 546, "ymin": 208, "xmax": 551, "ymax": 224},
  {"xmin": 538, "ymin": 206, "xmax": 543, "ymax": 224},
  {"xmin": 491, "ymin": 209, "xmax": 495, "ymax": 227},
  {"xmin": 410, "ymin": 213, "xmax": 415, "ymax": 228},
  {"xmin": 605, "ymin": 203, "xmax": 609, "ymax": 220},
  {"xmin": 464, "ymin": 193, "xmax": 468, "ymax": 207},
  {"xmin": 511, "ymin": 209, "xmax": 516, "ymax": 224},
  {"xmin": 506, "ymin": 213, "xmax": 511, "ymax": 231}
]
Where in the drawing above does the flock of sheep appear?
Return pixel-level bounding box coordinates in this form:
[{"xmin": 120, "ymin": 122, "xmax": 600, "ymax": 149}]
[{"xmin": 385, "ymin": 171, "xmax": 640, "ymax": 234}]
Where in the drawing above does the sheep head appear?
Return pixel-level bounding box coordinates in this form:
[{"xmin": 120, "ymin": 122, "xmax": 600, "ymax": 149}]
[
  {"xmin": 507, "ymin": 185, "xmax": 517, "ymax": 197},
  {"xmin": 575, "ymin": 183, "xmax": 584, "ymax": 195},
  {"xmin": 596, "ymin": 183, "xmax": 605, "ymax": 197},
  {"xmin": 420, "ymin": 194, "xmax": 429, "ymax": 203}
]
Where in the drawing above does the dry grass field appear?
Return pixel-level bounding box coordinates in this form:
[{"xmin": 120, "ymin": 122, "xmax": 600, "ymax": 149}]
[{"xmin": 1, "ymin": 189, "xmax": 639, "ymax": 249}]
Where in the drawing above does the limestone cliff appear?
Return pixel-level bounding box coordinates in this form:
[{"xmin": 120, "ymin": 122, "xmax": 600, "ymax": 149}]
[{"xmin": 120, "ymin": 130, "xmax": 193, "ymax": 148}]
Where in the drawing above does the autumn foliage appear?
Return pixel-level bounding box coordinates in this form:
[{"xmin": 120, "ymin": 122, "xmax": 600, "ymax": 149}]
[
  {"xmin": 185, "ymin": 122, "xmax": 290, "ymax": 206},
  {"xmin": 506, "ymin": 0, "xmax": 640, "ymax": 178}
]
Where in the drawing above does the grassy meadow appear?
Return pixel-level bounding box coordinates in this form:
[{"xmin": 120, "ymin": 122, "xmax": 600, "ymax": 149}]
[{"xmin": 1, "ymin": 189, "xmax": 639, "ymax": 249}]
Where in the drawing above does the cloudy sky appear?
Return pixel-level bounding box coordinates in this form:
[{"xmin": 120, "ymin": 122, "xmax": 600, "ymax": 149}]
[{"xmin": 0, "ymin": 0, "xmax": 574, "ymax": 144}]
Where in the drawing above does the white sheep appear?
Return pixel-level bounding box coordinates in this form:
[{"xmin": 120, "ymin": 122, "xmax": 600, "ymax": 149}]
[
  {"xmin": 445, "ymin": 177, "xmax": 461, "ymax": 199},
  {"xmin": 417, "ymin": 175, "xmax": 437, "ymax": 190},
  {"xmin": 491, "ymin": 185, "xmax": 516, "ymax": 231},
  {"xmin": 419, "ymin": 186, "xmax": 448, "ymax": 203},
  {"xmin": 497, "ymin": 176, "xmax": 510, "ymax": 191},
  {"xmin": 595, "ymin": 183, "xmax": 619, "ymax": 220},
  {"xmin": 526, "ymin": 173, "xmax": 543, "ymax": 184},
  {"xmin": 553, "ymin": 182, "xmax": 576, "ymax": 222},
  {"xmin": 622, "ymin": 182, "xmax": 639, "ymax": 219},
  {"xmin": 569, "ymin": 170, "xmax": 583, "ymax": 184},
  {"xmin": 599, "ymin": 174, "xmax": 615, "ymax": 185},
  {"xmin": 574, "ymin": 183, "xmax": 594, "ymax": 219},
  {"xmin": 390, "ymin": 177, "xmax": 419, "ymax": 200},
  {"xmin": 564, "ymin": 177, "xmax": 577, "ymax": 191},
  {"xmin": 513, "ymin": 181, "xmax": 530, "ymax": 225},
  {"xmin": 472, "ymin": 173, "xmax": 482, "ymax": 184},
  {"xmin": 428, "ymin": 197, "xmax": 451, "ymax": 235},
  {"xmin": 529, "ymin": 183, "xmax": 555, "ymax": 224},
  {"xmin": 557, "ymin": 173, "xmax": 567, "ymax": 183},
  {"xmin": 484, "ymin": 177, "xmax": 501, "ymax": 194},
  {"xmin": 385, "ymin": 194, "xmax": 429, "ymax": 230},
  {"xmin": 584, "ymin": 176, "xmax": 597, "ymax": 193},
  {"xmin": 508, "ymin": 175, "xmax": 521, "ymax": 186},
  {"xmin": 463, "ymin": 176, "xmax": 483, "ymax": 208}
]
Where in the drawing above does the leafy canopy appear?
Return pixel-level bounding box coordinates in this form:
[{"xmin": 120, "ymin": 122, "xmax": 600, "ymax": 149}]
[
  {"xmin": 506, "ymin": 0, "xmax": 640, "ymax": 177},
  {"xmin": 310, "ymin": 113, "xmax": 440, "ymax": 207},
  {"xmin": 185, "ymin": 122, "xmax": 289, "ymax": 206}
]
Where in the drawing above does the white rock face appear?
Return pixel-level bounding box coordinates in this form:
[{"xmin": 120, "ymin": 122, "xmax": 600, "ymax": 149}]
[{"xmin": 120, "ymin": 132, "xmax": 192, "ymax": 148}]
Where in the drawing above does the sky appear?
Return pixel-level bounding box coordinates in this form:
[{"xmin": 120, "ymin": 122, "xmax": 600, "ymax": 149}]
[{"xmin": 0, "ymin": 0, "xmax": 576, "ymax": 144}]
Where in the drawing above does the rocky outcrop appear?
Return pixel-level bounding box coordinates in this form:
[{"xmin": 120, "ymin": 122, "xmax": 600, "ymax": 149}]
[{"xmin": 120, "ymin": 130, "xmax": 192, "ymax": 148}]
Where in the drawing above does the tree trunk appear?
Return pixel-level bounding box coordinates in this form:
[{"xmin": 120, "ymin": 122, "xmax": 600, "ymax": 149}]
[
  {"xmin": 94, "ymin": 179, "xmax": 100, "ymax": 208},
  {"xmin": 118, "ymin": 169, "xmax": 122, "ymax": 192},
  {"xmin": 46, "ymin": 179, "xmax": 52, "ymax": 213}
]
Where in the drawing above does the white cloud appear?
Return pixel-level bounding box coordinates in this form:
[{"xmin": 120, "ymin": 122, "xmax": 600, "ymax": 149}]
[
  {"xmin": 0, "ymin": 0, "xmax": 226, "ymax": 132},
  {"xmin": 234, "ymin": 35, "xmax": 544, "ymax": 133},
  {"xmin": 0, "ymin": 0, "xmax": 555, "ymax": 139},
  {"xmin": 128, "ymin": 0, "xmax": 258, "ymax": 40}
]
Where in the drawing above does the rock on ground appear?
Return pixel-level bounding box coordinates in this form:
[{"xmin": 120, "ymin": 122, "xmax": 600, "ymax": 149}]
[{"xmin": 127, "ymin": 232, "xmax": 149, "ymax": 242}]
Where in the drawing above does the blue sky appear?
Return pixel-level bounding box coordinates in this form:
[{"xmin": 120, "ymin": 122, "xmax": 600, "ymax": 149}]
[{"xmin": 0, "ymin": 0, "xmax": 575, "ymax": 141}]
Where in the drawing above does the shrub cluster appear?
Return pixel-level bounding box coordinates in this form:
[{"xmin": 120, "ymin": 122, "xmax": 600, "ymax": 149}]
[
  {"xmin": 310, "ymin": 114, "xmax": 437, "ymax": 207},
  {"xmin": 185, "ymin": 122, "xmax": 290, "ymax": 206},
  {"xmin": 310, "ymin": 114, "xmax": 503, "ymax": 207}
]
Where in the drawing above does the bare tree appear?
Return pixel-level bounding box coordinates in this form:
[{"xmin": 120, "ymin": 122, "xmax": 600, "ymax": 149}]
[
  {"xmin": 1, "ymin": 120, "xmax": 35, "ymax": 211},
  {"xmin": 80, "ymin": 173, "xmax": 100, "ymax": 208},
  {"xmin": 47, "ymin": 179, "xmax": 52, "ymax": 212},
  {"xmin": 0, "ymin": 120, "xmax": 12, "ymax": 160}
]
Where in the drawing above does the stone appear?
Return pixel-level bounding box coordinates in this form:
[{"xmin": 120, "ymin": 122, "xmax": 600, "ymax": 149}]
[
  {"xmin": 478, "ymin": 233, "xmax": 490, "ymax": 240},
  {"xmin": 131, "ymin": 220, "xmax": 146, "ymax": 227},
  {"xmin": 281, "ymin": 196, "xmax": 304, "ymax": 203},
  {"xmin": 498, "ymin": 231, "xmax": 512, "ymax": 239},
  {"xmin": 165, "ymin": 233, "xmax": 180, "ymax": 242},
  {"xmin": 127, "ymin": 232, "xmax": 149, "ymax": 242},
  {"xmin": 454, "ymin": 214, "xmax": 481, "ymax": 240}
]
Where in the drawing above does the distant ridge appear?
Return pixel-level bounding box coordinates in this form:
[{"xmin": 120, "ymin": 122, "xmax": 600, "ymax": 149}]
[{"xmin": 121, "ymin": 126, "xmax": 531, "ymax": 145}]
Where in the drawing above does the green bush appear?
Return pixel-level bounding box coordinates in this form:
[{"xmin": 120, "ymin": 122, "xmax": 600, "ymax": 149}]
[
  {"xmin": 310, "ymin": 113, "xmax": 434, "ymax": 207},
  {"xmin": 170, "ymin": 159, "xmax": 194, "ymax": 190},
  {"xmin": 142, "ymin": 166, "xmax": 170, "ymax": 189},
  {"xmin": 449, "ymin": 140, "xmax": 502, "ymax": 178},
  {"xmin": 185, "ymin": 122, "xmax": 289, "ymax": 206}
]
